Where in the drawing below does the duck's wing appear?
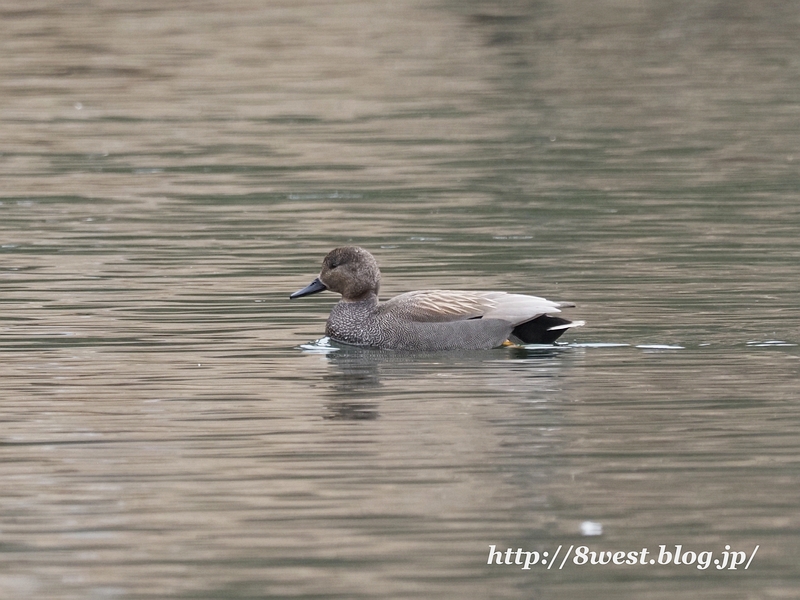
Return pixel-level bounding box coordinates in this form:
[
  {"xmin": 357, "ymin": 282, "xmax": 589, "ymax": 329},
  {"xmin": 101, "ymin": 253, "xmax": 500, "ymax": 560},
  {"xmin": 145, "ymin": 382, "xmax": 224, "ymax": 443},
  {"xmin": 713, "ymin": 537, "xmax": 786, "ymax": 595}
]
[{"xmin": 382, "ymin": 290, "xmax": 567, "ymax": 325}]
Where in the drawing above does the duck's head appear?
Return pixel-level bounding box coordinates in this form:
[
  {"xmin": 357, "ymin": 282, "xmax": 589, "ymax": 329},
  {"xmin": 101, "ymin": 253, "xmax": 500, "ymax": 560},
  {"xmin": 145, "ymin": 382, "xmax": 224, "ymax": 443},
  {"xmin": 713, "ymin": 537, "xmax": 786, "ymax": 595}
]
[{"xmin": 290, "ymin": 246, "xmax": 381, "ymax": 302}]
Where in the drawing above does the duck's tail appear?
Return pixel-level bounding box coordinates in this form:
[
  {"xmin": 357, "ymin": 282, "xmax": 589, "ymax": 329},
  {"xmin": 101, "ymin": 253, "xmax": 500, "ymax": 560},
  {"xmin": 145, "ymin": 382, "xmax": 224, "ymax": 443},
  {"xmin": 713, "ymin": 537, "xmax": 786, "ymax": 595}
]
[{"xmin": 511, "ymin": 315, "xmax": 585, "ymax": 344}]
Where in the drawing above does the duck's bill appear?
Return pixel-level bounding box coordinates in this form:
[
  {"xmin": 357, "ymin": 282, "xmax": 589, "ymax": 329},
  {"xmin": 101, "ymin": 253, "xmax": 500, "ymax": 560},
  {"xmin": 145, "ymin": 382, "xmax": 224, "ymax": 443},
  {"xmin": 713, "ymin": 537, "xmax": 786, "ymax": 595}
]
[{"xmin": 289, "ymin": 277, "xmax": 327, "ymax": 299}]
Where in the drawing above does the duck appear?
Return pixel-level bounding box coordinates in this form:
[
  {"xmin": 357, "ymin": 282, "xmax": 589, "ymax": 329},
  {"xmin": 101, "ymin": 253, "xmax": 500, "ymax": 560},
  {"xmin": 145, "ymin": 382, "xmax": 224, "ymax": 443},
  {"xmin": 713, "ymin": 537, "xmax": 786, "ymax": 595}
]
[{"xmin": 290, "ymin": 246, "xmax": 583, "ymax": 350}]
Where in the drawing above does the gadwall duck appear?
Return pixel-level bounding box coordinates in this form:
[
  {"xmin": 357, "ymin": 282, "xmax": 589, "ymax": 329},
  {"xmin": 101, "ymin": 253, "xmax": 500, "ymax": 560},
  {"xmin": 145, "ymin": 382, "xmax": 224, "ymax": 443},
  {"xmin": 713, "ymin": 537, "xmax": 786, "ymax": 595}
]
[{"xmin": 290, "ymin": 246, "xmax": 583, "ymax": 350}]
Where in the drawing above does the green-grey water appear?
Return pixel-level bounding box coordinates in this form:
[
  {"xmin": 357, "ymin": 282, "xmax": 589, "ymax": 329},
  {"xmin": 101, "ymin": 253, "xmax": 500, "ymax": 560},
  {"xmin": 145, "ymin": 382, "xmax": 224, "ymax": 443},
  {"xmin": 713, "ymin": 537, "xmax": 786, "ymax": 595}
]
[{"xmin": 1, "ymin": 1, "xmax": 799, "ymax": 598}]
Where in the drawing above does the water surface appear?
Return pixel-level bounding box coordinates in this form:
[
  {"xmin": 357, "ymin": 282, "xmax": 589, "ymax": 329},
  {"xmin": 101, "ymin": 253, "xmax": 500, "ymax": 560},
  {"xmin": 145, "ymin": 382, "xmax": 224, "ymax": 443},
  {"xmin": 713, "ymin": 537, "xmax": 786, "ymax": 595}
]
[{"xmin": 1, "ymin": 1, "xmax": 799, "ymax": 598}]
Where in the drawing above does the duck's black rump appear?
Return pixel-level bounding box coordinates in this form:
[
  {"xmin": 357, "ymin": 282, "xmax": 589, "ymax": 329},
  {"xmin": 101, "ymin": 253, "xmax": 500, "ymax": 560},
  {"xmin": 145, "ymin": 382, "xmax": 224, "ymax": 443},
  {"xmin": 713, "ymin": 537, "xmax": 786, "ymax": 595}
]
[{"xmin": 511, "ymin": 315, "xmax": 573, "ymax": 344}]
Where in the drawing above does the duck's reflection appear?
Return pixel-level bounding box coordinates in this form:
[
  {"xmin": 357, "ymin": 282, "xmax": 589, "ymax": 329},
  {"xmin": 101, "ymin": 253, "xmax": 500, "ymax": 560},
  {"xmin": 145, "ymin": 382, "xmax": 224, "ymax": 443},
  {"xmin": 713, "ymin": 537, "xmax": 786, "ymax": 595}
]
[
  {"xmin": 319, "ymin": 345, "xmax": 385, "ymax": 420},
  {"xmin": 311, "ymin": 339, "xmax": 574, "ymax": 421}
]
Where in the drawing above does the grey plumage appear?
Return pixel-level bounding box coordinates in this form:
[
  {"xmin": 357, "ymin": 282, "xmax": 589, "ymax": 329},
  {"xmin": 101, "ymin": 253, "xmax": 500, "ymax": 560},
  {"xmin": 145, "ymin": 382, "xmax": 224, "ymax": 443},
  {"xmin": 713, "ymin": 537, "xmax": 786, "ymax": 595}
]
[{"xmin": 290, "ymin": 246, "xmax": 583, "ymax": 350}]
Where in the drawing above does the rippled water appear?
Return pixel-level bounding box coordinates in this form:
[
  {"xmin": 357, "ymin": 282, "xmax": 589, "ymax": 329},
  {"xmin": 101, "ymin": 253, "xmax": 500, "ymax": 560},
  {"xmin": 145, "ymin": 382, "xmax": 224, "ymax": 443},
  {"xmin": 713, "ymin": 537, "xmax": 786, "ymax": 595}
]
[{"xmin": 1, "ymin": 1, "xmax": 799, "ymax": 598}]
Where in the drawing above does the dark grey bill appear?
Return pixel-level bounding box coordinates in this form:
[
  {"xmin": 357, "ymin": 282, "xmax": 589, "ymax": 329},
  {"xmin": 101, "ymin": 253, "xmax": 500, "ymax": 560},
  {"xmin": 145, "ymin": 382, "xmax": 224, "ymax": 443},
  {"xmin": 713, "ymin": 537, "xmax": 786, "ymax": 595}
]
[{"xmin": 289, "ymin": 277, "xmax": 327, "ymax": 299}]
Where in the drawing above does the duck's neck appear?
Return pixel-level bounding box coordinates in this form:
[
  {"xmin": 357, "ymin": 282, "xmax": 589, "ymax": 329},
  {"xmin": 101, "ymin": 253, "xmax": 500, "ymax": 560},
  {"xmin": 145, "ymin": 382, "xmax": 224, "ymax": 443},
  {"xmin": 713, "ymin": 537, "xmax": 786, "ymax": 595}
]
[{"xmin": 340, "ymin": 291, "xmax": 379, "ymax": 305}]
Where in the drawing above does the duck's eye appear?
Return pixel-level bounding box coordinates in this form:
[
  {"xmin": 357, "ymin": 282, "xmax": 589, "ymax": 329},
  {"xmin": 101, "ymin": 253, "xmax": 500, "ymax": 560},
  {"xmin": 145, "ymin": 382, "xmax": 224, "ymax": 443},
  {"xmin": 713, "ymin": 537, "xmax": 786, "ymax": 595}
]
[{"xmin": 329, "ymin": 262, "xmax": 339, "ymax": 269}]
